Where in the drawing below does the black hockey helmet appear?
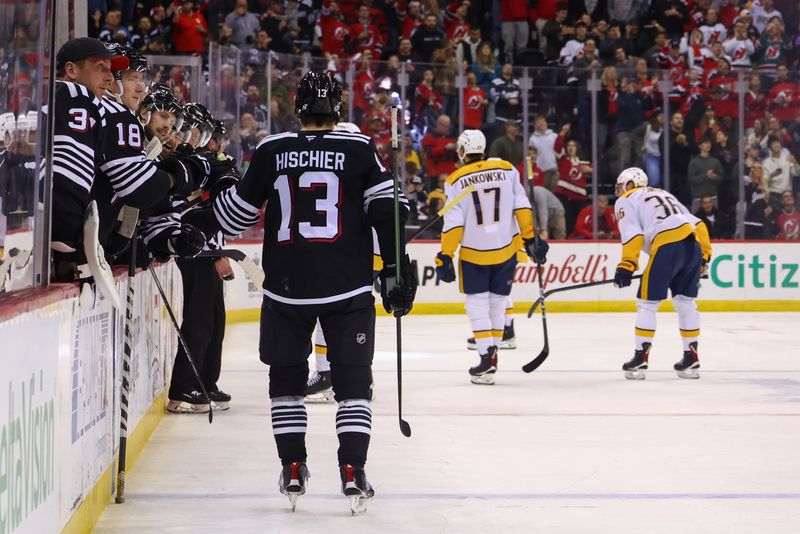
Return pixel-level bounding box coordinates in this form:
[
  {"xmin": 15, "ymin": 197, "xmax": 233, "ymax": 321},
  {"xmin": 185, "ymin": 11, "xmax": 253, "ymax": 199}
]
[
  {"xmin": 210, "ymin": 119, "xmax": 229, "ymax": 144},
  {"xmin": 104, "ymin": 43, "xmax": 150, "ymax": 79},
  {"xmin": 139, "ymin": 85, "xmax": 185, "ymax": 132},
  {"xmin": 294, "ymin": 71, "xmax": 342, "ymax": 120},
  {"xmin": 181, "ymin": 102, "xmax": 214, "ymax": 147}
]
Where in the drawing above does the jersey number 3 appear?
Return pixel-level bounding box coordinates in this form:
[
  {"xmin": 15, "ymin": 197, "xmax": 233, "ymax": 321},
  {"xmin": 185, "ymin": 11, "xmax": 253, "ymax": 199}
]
[
  {"xmin": 645, "ymin": 193, "xmax": 683, "ymax": 220},
  {"xmin": 274, "ymin": 172, "xmax": 342, "ymax": 242}
]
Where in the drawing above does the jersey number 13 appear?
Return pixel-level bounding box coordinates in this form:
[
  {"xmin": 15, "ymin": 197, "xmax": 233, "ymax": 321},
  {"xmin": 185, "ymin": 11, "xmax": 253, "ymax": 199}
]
[{"xmin": 274, "ymin": 172, "xmax": 342, "ymax": 242}]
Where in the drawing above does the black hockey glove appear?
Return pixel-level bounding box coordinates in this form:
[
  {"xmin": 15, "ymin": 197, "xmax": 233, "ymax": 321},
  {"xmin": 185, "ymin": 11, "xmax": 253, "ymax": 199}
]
[
  {"xmin": 614, "ymin": 267, "xmax": 633, "ymax": 288},
  {"xmin": 159, "ymin": 157, "xmax": 196, "ymax": 198},
  {"xmin": 380, "ymin": 254, "xmax": 418, "ymax": 317},
  {"xmin": 523, "ymin": 236, "xmax": 549, "ymax": 265},
  {"xmin": 435, "ymin": 252, "xmax": 456, "ymax": 283},
  {"xmin": 168, "ymin": 223, "xmax": 206, "ymax": 258},
  {"xmin": 700, "ymin": 256, "xmax": 710, "ymax": 279}
]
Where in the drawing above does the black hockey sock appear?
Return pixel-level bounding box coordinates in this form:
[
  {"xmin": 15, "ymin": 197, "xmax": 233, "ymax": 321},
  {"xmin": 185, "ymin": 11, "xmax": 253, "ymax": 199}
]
[
  {"xmin": 271, "ymin": 397, "xmax": 308, "ymax": 464},
  {"xmin": 336, "ymin": 399, "xmax": 372, "ymax": 467}
]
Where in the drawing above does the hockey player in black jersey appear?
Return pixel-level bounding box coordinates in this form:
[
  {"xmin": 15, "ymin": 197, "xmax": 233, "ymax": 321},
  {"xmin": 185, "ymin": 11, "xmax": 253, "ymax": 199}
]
[{"xmin": 209, "ymin": 71, "xmax": 417, "ymax": 514}]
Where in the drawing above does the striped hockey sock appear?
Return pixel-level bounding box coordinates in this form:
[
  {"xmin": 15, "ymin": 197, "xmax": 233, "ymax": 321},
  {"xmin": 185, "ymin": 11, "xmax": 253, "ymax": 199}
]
[
  {"xmin": 336, "ymin": 399, "xmax": 372, "ymax": 468},
  {"xmin": 271, "ymin": 396, "xmax": 308, "ymax": 464}
]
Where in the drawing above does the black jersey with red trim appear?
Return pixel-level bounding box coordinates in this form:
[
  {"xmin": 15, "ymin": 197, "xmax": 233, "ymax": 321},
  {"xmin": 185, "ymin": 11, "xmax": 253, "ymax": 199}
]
[
  {"xmin": 50, "ymin": 80, "xmax": 105, "ymax": 245},
  {"xmin": 212, "ymin": 129, "xmax": 408, "ymax": 304}
]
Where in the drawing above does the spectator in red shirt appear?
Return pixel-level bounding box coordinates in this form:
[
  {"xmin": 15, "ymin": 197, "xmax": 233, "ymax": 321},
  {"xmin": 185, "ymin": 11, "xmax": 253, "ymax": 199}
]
[
  {"xmin": 462, "ymin": 71, "xmax": 488, "ymax": 129},
  {"xmin": 421, "ymin": 114, "xmax": 458, "ymax": 182},
  {"xmin": 569, "ymin": 194, "xmax": 619, "ymax": 239},
  {"xmin": 400, "ymin": 0, "xmax": 424, "ymax": 40},
  {"xmin": 775, "ymin": 191, "xmax": 800, "ymax": 239},
  {"xmin": 172, "ymin": 1, "xmax": 208, "ymax": 54},
  {"xmin": 349, "ymin": 4, "xmax": 385, "ymax": 57},
  {"xmin": 769, "ymin": 64, "xmax": 800, "ymax": 124},
  {"xmin": 554, "ymin": 123, "xmax": 592, "ymax": 233},
  {"xmin": 316, "ymin": 0, "xmax": 350, "ymax": 60},
  {"xmin": 444, "ymin": 1, "xmax": 470, "ymax": 42},
  {"xmin": 414, "ymin": 68, "xmax": 443, "ymax": 131}
]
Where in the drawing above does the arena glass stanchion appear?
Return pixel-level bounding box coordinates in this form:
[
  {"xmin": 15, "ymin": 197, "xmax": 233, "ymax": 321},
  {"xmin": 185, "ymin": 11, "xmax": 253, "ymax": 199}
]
[{"xmin": 391, "ymin": 105, "xmax": 411, "ymax": 438}]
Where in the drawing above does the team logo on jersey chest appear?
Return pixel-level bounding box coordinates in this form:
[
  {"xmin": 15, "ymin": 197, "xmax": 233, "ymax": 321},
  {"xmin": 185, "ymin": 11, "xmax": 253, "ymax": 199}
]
[{"xmin": 356, "ymin": 333, "xmax": 366, "ymax": 344}]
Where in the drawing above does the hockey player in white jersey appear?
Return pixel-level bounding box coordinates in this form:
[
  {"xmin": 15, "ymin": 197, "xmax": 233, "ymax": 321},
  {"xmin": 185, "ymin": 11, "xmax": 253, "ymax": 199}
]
[
  {"xmin": 612, "ymin": 167, "xmax": 712, "ymax": 380},
  {"xmin": 435, "ymin": 130, "xmax": 548, "ymax": 384}
]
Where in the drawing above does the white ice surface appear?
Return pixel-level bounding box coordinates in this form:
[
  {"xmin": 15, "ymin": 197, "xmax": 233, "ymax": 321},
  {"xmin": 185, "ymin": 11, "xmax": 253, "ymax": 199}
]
[{"xmin": 95, "ymin": 313, "xmax": 800, "ymax": 534}]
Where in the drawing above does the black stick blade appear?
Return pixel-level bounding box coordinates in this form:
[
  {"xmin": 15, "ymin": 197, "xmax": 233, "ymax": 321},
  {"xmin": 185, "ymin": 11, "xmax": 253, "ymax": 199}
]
[
  {"xmin": 208, "ymin": 408, "xmax": 213, "ymax": 424},
  {"xmin": 522, "ymin": 346, "xmax": 550, "ymax": 373},
  {"xmin": 399, "ymin": 420, "xmax": 411, "ymax": 437},
  {"xmin": 527, "ymin": 298, "xmax": 543, "ymax": 318}
]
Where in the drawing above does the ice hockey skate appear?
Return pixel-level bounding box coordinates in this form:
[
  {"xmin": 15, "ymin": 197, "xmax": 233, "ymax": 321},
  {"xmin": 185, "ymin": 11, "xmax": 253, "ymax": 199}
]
[
  {"xmin": 674, "ymin": 342, "xmax": 700, "ymax": 379},
  {"xmin": 304, "ymin": 370, "xmax": 334, "ymax": 403},
  {"xmin": 469, "ymin": 346, "xmax": 498, "ymax": 385},
  {"xmin": 622, "ymin": 342, "xmax": 651, "ymax": 380},
  {"xmin": 466, "ymin": 322, "xmax": 516, "ymax": 350},
  {"xmin": 279, "ymin": 461, "xmax": 309, "ymax": 512},
  {"xmin": 340, "ymin": 464, "xmax": 374, "ymax": 515},
  {"xmin": 208, "ymin": 388, "xmax": 231, "ymax": 411},
  {"xmin": 166, "ymin": 391, "xmax": 211, "ymax": 414}
]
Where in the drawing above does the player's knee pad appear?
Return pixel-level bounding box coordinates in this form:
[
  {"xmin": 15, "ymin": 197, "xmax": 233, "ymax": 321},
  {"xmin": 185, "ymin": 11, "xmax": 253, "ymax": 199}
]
[
  {"xmin": 329, "ymin": 363, "xmax": 373, "ymax": 401},
  {"xmin": 465, "ymin": 292, "xmax": 491, "ymax": 320},
  {"xmin": 489, "ymin": 293, "xmax": 508, "ymax": 309},
  {"xmin": 269, "ymin": 362, "xmax": 309, "ymax": 399},
  {"xmin": 636, "ymin": 299, "xmax": 660, "ymax": 314},
  {"xmin": 671, "ymin": 294, "xmax": 697, "ymax": 315}
]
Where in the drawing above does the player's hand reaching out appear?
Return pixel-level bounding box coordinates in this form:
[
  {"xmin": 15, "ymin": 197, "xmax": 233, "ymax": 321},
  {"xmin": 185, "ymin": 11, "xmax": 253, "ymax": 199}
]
[
  {"xmin": 380, "ymin": 254, "xmax": 418, "ymax": 316},
  {"xmin": 435, "ymin": 252, "xmax": 456, "ymax": 283},
  {"xmin": 215, "ymin": 257, "xmax": 235, "ymax": 281}
]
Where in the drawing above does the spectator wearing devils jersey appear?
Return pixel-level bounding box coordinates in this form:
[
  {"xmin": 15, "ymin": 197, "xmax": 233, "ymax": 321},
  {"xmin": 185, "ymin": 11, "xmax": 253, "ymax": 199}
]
[
  {"xmin": 724, "ymin": 21, "xmax": 756, "ymax": 68},
  {"xmin": 349, "ymin": 4, "xmax": 385, "ymax": 57},
  {"xmin": 400, "ymin": 0, "xmax": 423, "ymax": 40},
  {"xmin": 745, "ymin": 74, "xmax": 769, "ymax": 128},
  {"xmin": 569, "ymin": 194, "xmax": 619, "ymax": 239},
  {"xmin": 352, "ymin": 52, "xmax": 375, "ymax": 120},
  {"xmin": 768, "ymin": 65, "xmax": 800, "ymax": 124},
  {"xmin": 414, "ymin": 68, "xmax": 443, "ymax": 131},
  {"xmin": 463, "ymin": 71, "xmax": 488, "ymax": 129},
  {"xmin": 443, "ymin": 1, "xmax": 470, "ymax": 42},
  {"xmin": 776, "ymin": 191, "xmax": 800, "ymax": 240},
  {"xmin": 49, "ymin": 38, "xmax": 128, "ymax": 280},
  {"xmin": 698, "ymin": 7, "xmax": 726, "ymax": 45},
  {"xmin": 316, "ymin": 0, "xmax": 350, "ymax": 59},
  {"xmin": 756, "ymin": 21, "xmax": 787, "ymax": 78},
  {"xmin": 553, "ymin": 124, "xmax": 592, "ymax": 233}
]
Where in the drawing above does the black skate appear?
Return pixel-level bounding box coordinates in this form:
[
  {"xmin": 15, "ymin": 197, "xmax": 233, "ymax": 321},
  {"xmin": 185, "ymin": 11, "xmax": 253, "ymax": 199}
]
[
  {"xmin": 469, "ymin": 346, "xmax": 498, "ymax": 385},
  {"xmin": 304, "ymin": 370, "xmax": 334, "ymax": 403},
  {"xmin": 340, "ymin": 464, "xmax": 374, "ymax": 515},
  {"xmin": 466, "ymin": 322, "xmax": 516, "ymax": 350},
  {"xmin": 622, "ymin": 343, "xmax": 651, "ymax": 380},
  {"xmin": 279, "ymin": 461, "xmax": 310, "ymax": 512},
  {"xmin": 208, "ymin": 388, "xmax": 231, "ymax": 411},
  {"xmin": 674, "ymin": 342, "xmax": 700, "ymax": 379},
  {"xmin": 166, "ymin": 390, "xmax": 210, "ymax": 414}
]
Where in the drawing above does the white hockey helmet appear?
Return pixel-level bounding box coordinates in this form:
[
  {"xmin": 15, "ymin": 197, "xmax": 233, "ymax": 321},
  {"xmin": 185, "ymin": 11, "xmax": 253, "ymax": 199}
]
[
  {"xmin": 334, "ymin": 121, "xmax": 361, "ymax": 134},
  {"xmin": 616, "ymin": 167, "xmax": 648, "ymax": 195},
  {"xmin": 0, "ymin": 112, "xmax": 16, "ymax": 147},
  {"xmin": 456, "ymin": 129, "xmax": 486, "ymax": 162}
]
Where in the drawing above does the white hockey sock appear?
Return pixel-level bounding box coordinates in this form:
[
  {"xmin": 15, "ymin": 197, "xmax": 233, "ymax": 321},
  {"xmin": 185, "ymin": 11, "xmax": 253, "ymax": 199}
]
[
  {"xmin": 271, "ymin": 396, "xmax": 307, "ymax": 436},
  {"xmin": 466, "ymin": 292, "xmax": 493, "ymax": 354},
  {"xmin": 336, "ymin": 399, "xmax": 372, "ymax": 436},
  {"xmin": 313, "ymin": 321, "xmax": 330, "ymax": 372},
  {"xmin": 504, "ymin": 296, "xmax": 514, "ymax": 327},
  {"xmin": 489, "ymin": 293, "xmax": 507, "ymax": 346},
  {"xmin": 635, "ymin": 299, "xmax": 660, "ymax": 350},
  {"xmin": 673, "ymin": 295, "xmax": 700, "ymax": 351}
]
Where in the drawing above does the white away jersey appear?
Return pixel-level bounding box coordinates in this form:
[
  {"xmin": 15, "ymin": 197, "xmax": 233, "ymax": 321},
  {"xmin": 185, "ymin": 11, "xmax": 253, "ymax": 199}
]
[{"xmin": 441, "ymin": 158, "xmax": 533, "ymax": 265}]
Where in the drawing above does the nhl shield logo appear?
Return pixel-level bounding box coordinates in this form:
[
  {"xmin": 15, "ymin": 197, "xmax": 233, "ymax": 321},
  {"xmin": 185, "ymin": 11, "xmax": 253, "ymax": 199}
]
[{"xmin": 356, "ymin": 333, "xmax": 367, "ymax": 345}]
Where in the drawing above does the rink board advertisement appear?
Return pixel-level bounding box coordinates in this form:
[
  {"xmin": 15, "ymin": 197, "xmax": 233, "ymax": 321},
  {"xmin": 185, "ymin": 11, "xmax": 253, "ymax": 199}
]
[
  {"xmin": 223, "ymin": 241, "xmax": 800, "ymax": 313},
  {"xmin": 0, "ymin": 262, "xmax": 181, "ymax": 533}
]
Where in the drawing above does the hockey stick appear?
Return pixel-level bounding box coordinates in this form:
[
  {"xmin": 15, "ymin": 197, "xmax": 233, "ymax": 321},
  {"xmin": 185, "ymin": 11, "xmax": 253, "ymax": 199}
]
[
  {"xmin": 148, "ymin": 263, "xmax": 214, "ymax": 424},
  {"xmin": 196, "ymin": 249, "xmax": 264, "ymax": 287},
  {"xmin": 406, "ymin": 185, "xmax": 476, "ymax": 242},
  {"xmin": 391, "ymin": 105, "xmax": 411, "ymax": 438},
  {"xmin": 521, "ymin": 184, "xmax": 550, "ymax": 373},
  {"xmin": 115, "ymin": 228, "xmax": 138, "ymax": 503},
  {"xmin": 145, "ymin": 136, "xmax": 163, "ymax": 161},
  {"xmin": 526, "ymin": 275, "xmax": 644, "ymax": 317}
]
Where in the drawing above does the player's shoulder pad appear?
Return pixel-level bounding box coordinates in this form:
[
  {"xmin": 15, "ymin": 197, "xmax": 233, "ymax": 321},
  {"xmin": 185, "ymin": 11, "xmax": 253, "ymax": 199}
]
[
  {"xmin": 446, "ymin": 158, "xmax": 513, "ymax": 185},
  {"xmin": 323, "ymin": 131, "xmax": 372, "ymax": 144},
  {"xmin": 255, "ymin": 131, "xmax": 298, "ymax": 150},
  {"xmin": 99, "ymin": 96, "xmax": 129, "ymax": 116}
]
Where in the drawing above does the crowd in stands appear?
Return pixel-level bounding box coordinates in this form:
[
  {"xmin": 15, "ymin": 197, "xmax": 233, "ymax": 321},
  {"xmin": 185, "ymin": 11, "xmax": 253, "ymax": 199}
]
[{"xmin": 21, "ymin": 1, "xmax": 800, "ymax": 241}]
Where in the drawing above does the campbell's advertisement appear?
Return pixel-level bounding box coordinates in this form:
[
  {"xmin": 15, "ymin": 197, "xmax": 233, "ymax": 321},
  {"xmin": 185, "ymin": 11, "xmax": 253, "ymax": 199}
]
[{"xmin": 224, "ymin": 241, "xmax": 800, "ymax": 311}]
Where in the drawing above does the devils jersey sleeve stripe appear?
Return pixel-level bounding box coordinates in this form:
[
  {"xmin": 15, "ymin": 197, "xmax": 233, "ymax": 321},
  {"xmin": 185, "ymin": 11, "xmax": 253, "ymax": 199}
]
[{"xmin": 213, "ymin": 187, "xmax": 261, "ymax": 234}]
